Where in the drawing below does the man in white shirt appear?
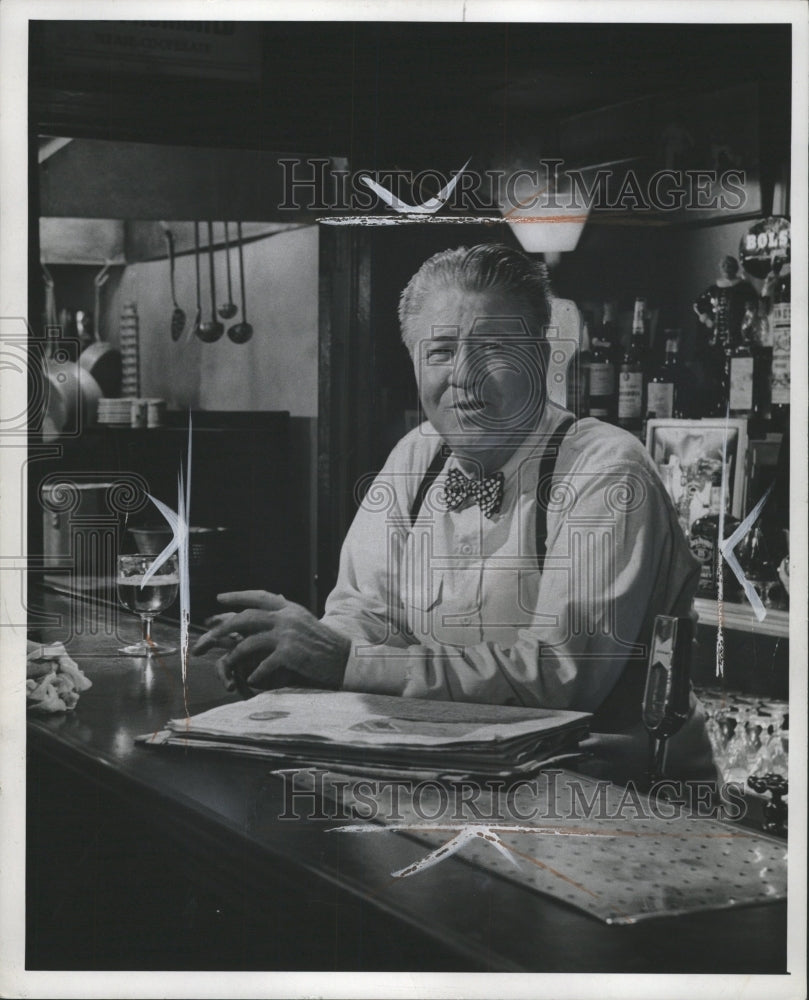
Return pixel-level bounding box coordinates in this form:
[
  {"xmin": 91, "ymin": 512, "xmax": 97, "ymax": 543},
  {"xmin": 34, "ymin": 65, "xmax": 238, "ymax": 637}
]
[{"xmin": 194, "ymin": 244, "xmax": 716, "ymax": 783}]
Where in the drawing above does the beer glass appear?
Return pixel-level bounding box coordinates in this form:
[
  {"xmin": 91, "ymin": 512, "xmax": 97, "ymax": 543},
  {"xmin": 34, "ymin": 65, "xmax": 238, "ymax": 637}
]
[{"xmin": 117, "ymin": 553, "xmax": 178, "ymax": 656}]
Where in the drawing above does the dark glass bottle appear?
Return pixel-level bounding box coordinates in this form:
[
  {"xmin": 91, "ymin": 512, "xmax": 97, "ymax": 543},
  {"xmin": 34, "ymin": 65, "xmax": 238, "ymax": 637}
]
[
  {"xmin": 768, "ymin": 263, "xmax": 790, "ymax": 433},
  {"xmin": 728, "ymin": 323, "xmax": 754, "ymax": 419},
  {"xmin": 601, "ymin": 301, "xmax": 620, "ymax": 364},
  {"xmin": 618, "ymin": 298, "xmax": 647, "ymax": 438},
  {"xmin": 698, "ymin": 292, "xmax": 731, "ymax": 417},
  {"xmin": 566, "ymin": 319, "xmax": 591, "ymax": 418},
  {"xmin": 736, "ymin": 522, "xmax": 777, "ymax": 603},
  {"xmin": 689, "ymin": 474, "xmax": 741, "ymax": 598},
  {"xmin": 647, "ymin": 334, "xmax": 681, "ymax": 420},
  {"xmin": 588, "ymin": 316, "xmax": 616, "ymax": 421},
  {"xmin": 744, "ymin": 301, "xmax": 772, "ymax": 435}
]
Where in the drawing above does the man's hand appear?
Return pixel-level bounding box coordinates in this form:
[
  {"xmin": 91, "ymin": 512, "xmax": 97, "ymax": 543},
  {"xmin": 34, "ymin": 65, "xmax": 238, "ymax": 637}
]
[{"xmin": 192, "ymin": 591, "xmax": 351, "ymax": 693}]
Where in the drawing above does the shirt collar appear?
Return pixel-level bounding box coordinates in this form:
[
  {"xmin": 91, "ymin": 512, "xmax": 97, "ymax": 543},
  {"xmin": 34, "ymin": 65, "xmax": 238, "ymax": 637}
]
[{"xmin": 445, "ymin": 402, "xmax": 574, "ymax": 485}]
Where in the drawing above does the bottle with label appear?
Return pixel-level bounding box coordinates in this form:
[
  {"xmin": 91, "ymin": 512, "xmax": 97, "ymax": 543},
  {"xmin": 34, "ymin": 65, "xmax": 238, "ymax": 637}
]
[
  {"xmin": 689, "ymin": 473, "xmax": 741, "ymax": 598},
  {"xmin": 601, "ymin": 302, "xmax": 620, "ymax": 363},
  {"xmin": 566, "ymin": 318, "xmax": 591, "ymax": 418},
  {"xmin": 744, "ymin": 301, "xmax": 772, "ymax": 435},
  {"xmin": 588, "ymin": 315, "xmax": 616, "ymax": 421},
  {"xmin": 647, "ymin": 333, "xmax": 681, "ymax": 420},
  {"xmin": 728, "ymin": 323, "xmax": 755, "ymax": 419},
  {"xmin": 768, "ymin": 262, "xmax": 790, "ymax": 432},
  {"xmin": 696, "ymin": 293, "xmax": 730, "ymax": 417},
  {"xmin": 617, "ymin": 298, "xmax": 647, "ymax": 437}
]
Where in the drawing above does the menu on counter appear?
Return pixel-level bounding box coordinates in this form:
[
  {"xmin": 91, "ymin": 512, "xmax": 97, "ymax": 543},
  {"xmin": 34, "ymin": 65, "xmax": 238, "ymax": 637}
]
[{"xmin": 137, "ymin": 688, "xmax": 591, "ymax": 779}]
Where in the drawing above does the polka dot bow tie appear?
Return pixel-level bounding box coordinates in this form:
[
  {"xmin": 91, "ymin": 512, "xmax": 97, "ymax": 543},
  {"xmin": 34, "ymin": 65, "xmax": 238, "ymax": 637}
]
[{"xmin": 444, "ymin": 468, "xmax": 505, "ymax": 519}]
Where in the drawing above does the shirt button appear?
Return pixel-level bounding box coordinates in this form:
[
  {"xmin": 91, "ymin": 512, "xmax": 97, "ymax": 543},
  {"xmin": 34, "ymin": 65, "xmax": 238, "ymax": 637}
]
[{"xmin": 460, "ymin": 543, "xmax": 473, "ymax": 555}]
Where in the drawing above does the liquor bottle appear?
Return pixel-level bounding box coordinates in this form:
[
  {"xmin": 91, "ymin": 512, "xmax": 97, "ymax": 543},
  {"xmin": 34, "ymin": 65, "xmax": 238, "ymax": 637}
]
[
  {"xmin": 736, "ymin": 522, "xmax": 777, "ymax": 604},
  {"xmin": 617, "ymin": 298, "xmax": 647, "ymax": 438},
  {"xmin": 697, "ymin": 293, "xmax": 730, "ymax": 417},
  {"xmin": 588, "ymin": 316, "xmax": 616, "ymax": 421},
  {"xmin": 601, "ymin": 302, "xmax": 620, "ymax": 362},
  {"xmin": 744, "ymin": 301, "xmax": 772, "ymax": 435},
  {"xmin": 75, "ymin": 310, "xmax": 94, "ymax": 352},
  {"xmin": 566, "ymin": 318, "xmax": 591, "ymax": 418},
  {"xmin": 728, "ymin": 323, "xmax": 755, "ymax": 419},
  {"xmin": 714, "ymin": 296, "xmax": 736, "ymax": 416},
  {"xmin": 689, "ymin": 472, "xmax": 741, "ymax": 598},
  {"xmin": 768, "ymin": 262, "xmax": 790, "ymax": 432},
  {"xmin": 646, "ymin": 333, "xmax": 681, "ymax": 420}
]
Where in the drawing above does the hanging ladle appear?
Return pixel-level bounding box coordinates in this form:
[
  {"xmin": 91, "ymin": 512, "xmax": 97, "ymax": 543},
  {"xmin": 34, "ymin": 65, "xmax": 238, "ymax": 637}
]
[
  {"xmin": 196, "ymin": 220, "xmax": 224, "ymax": 342},
  {"xmin": 164, "ymin": 226, "xmax": 186, "ymax": 341},
  {"xmin": 227, "ymin": 221, "xmax": 253, "ymax": 344},
  {"xmin": 191, "ymin": 221, "xmax": 202, "ymax": 340},
  {"xmin": 218, "ymin": 222, "xmax": 238, "ymax": 320}
]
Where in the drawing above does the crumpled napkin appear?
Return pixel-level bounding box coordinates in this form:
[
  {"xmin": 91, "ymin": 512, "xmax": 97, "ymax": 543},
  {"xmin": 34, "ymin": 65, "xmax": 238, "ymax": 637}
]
[{"xmin": 26, "ymin": 640, "xmax": 92, "ymax": 714}]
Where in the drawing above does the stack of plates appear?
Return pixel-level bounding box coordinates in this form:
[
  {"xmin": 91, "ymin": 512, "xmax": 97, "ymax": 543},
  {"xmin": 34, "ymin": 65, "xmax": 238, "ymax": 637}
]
[
  {"xmin": 119, "ymin": 301, "xmax": 140, "ymax": 397},
  {"xmin": 97, "ymin": 398, "xmax": 134, "ymax": 426}
]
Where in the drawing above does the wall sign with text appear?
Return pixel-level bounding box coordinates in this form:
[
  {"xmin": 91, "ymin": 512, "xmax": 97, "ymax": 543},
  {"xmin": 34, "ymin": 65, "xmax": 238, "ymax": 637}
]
[{"xmin": 39, "ymin": 21, "xmax": 262, "ymax": 83}]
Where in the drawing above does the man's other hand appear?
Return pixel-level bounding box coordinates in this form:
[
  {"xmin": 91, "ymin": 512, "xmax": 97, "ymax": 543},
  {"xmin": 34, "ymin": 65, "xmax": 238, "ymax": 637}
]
[{"xmin": 192, "ymin": 590, "xmax": 351, "ymax": 693}]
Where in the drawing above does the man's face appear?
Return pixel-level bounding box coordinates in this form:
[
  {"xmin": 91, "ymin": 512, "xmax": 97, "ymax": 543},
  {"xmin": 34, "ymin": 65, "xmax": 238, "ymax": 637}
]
[{"xmin": 410, "ymin": 287, "xmax": 547, "ymax": 462}]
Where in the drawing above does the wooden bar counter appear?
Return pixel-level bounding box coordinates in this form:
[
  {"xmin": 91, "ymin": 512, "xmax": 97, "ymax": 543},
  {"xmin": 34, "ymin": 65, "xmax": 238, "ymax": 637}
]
[{"xmin": 26, "ymin": 588, "xmax": 787, "ymax": 973}]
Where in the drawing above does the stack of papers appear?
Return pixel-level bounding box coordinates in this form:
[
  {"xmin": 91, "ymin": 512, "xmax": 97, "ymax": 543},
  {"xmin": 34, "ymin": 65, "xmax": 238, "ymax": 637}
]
[{"xmin": 138, "ymin": 689, "xmax": 591, "ymax": 779}]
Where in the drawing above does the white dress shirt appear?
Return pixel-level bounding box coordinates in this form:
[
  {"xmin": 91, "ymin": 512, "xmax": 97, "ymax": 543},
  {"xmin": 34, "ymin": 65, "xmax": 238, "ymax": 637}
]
[{"xmin": 322, "ymin": 403, "xmax": 717, "ymax": 783}]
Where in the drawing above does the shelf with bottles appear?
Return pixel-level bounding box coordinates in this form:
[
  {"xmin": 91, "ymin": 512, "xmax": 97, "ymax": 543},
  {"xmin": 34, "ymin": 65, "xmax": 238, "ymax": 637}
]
[{"xmin": 573, "ymin": 238, "xmax": 791, "ymax": 434}]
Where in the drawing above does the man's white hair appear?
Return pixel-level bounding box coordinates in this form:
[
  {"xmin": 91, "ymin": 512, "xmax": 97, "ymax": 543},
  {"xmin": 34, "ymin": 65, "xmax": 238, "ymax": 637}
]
[{"xmin": 398, "ymin": 243, "xmax": 553, "ymax": 353}]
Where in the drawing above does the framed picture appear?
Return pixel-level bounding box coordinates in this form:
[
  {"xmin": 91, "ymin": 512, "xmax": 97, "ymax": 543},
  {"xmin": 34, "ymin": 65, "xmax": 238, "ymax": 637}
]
[
  {"xmin": 559, "ymin": 96, "xmax": 654, "ymax": 165},
  {"xmin": 646, "ymin": 418, "xmax": 748, "ymax": 532},
  {"xmin": 651, "ymin": 83, "xmax": 762, "ymax": 222}
]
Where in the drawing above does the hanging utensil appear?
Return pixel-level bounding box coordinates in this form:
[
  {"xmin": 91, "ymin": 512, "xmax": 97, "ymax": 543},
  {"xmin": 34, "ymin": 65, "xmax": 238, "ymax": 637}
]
[
  {"xmin": 41, "ymin": 264, "xmax": 57, "ymax": 336},
  {"xmin": 41, "ymin": 264, "xmax": 55, "ymax": 320},
  {"xmin": 218, "ymin": 221, "xmax": 238, "ymax": 320},
  {"xmin": 93, "ymin": 263, "xmax": 110, "ymax": 333},
  {"xmin": 164, "ymin": 227, "xmax": 187, "ymax": 341},
  {"xmin": 40, "ymin": 264, "xmax": 58, "ymax": 367},
  {"xmin": 227, "ymin": 222, "xmax": 254, "ymax": 344},
  {"xmin": 80, "ymin": 263, "xmax": 121, "ymax": 397},
  {"xmin": 39, "ymin": 263, "xmax": 102, "ymax": 438},
  {"xmin": 75, "ymin": 310, "xmax": 93, "ymax": 350},
  {"xmin": 58, "ymin": 307, "xmax": 75, "ymax": 342},
  {"xmin": 197, "ymin": 220, "xmax": 224, "ymax": 343},
  {"xmin": 191, "ymin": 221, "xmax": 202, "ymax": 340}
]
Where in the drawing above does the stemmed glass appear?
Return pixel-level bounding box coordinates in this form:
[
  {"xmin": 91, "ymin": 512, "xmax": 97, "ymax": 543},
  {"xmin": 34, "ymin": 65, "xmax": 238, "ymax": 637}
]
[{"xmin": 117, "ymin": 553, "xmax": 179, "ymax": 656}]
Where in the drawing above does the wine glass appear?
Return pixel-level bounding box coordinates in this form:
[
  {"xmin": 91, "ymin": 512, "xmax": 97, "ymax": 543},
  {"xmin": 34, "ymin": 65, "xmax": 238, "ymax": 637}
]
[{"xmin": 117, "ymin": 553, "xmax": 179, "ymax": 656}]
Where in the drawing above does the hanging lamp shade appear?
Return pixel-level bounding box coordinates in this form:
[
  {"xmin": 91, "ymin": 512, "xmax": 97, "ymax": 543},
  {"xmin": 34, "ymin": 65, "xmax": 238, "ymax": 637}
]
[{"xmin": 500, "ymin": 167, "xmax": 591, "ymax": 253}]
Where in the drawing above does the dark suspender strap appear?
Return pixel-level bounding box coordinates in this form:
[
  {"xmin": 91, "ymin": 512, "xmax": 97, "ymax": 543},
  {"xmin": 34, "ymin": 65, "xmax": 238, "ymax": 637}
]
[
  {"xmin": 534, "ymin": 416, "xmax": 577, "ymax": 572},
  {"xmin": 410, "ymin": 445, "xmax": 451, "ymax": 526}
]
